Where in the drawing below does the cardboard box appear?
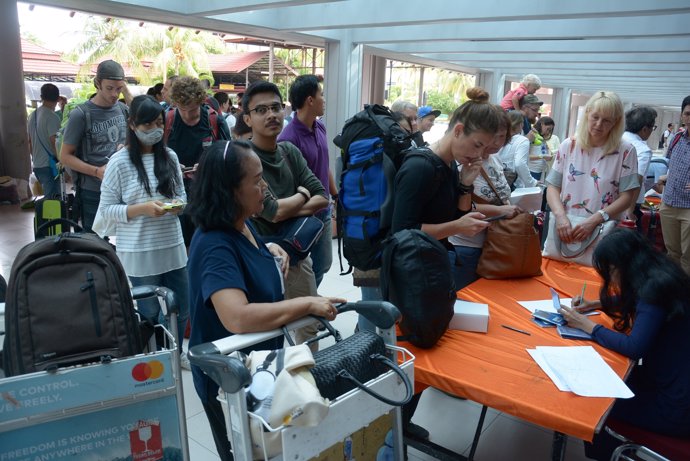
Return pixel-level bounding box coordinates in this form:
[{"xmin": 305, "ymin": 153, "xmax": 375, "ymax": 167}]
[{"xmin": 449, "ymin": 300, "xmax": 489, "ymax": 333}]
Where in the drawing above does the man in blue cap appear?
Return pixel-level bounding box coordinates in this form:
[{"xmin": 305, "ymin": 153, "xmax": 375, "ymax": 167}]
[{"xmin": 418, "ymin": 105, "xmax": 441, "ymax": 134}]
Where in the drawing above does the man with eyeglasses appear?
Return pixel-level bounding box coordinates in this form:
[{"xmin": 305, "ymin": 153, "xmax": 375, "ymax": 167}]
[
  {"xmin": 518, "ymin": 94, "xmax": 543, "ymax": 143},
  {"xmin": 622, "ymin": 105, "xmax": 658, "ymax": 229},
  {"xmin": 391, "ymin": 100, "xmax": 426, "ymax": 147},
  {"xmin": 242, "ymin": 81, "xmax": 328, "ymax": 319}
]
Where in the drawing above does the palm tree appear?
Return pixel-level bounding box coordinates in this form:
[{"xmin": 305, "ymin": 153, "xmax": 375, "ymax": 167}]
[
  {"xmin": 144, "ymin": 27, "xmax": 224, "ymax": 83},
  {"xmin": 65, "ymin": 17, "xmax": 151, "ymax": 83},
  {"xmin": 436, "ymin": 70, "xmax": 476, "ymax": 105}
]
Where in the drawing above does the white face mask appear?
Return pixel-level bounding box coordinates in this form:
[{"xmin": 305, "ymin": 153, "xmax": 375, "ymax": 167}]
[{"xmin": 135, "ymin": 127, "xmax": 164, "ymax": 146}]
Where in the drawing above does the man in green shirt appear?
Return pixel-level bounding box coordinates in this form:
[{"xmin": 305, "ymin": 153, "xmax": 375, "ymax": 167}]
[{"xmin": 243, "ymin": 81, "xmax": 328, "ymax": 306}]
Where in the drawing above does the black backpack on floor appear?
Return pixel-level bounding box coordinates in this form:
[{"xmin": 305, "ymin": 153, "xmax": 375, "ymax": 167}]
[
  {"xmin": 2, "ymin": 233, "xmax": 143, "ymax": 376},
  {"xmin": 380, "ymin": 229, "xmax": 456, "ymax": 349}
]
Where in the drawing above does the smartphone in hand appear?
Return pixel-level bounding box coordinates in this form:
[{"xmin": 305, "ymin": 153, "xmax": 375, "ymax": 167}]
[{"xmin": 483, "ymin": 214, "xmax": 508, "ymax": 222}]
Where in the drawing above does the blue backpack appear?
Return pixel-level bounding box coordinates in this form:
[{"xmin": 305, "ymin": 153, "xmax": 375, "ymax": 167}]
[{"xmin": 334, "ymin": 105, "xmax": 413, "ymax": 273}]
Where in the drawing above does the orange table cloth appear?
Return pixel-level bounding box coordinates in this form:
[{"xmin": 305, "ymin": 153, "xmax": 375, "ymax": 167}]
[{"xmin": 404, "ymin": 259, "xmax": 632, "ymax": 442}]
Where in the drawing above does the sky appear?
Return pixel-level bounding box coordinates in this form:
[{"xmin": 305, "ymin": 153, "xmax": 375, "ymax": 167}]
[{"xmin": 17, "ymin": 2, "xmax": 92, "ymax": 53}]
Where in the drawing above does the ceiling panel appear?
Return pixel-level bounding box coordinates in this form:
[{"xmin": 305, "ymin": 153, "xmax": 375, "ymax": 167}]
[{"xmin": 29, "ymin": 0, "xmax": 690, "ymax": 107}]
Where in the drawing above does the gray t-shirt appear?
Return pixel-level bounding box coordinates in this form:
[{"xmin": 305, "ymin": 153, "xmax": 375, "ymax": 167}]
[
  {"xmin": 27, "ymin": 106, "xmax": 61, "ymax": 169},
  {"xmin": 62, "ymin": 100, "xmax": 128, "ymax": 191}
]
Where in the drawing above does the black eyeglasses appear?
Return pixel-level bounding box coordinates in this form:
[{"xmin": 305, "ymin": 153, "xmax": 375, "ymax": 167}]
[
  {"xmin": 248, "ymin": 103, "xmax": 283, "ymax": 116},
  {"xmin": 649, "ymin": 125, "xmax": 658, "ymax": 131}
]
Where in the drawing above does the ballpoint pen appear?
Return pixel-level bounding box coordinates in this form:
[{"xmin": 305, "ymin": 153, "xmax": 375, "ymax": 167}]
[
  {"xmin": 580, "ymin": 282, "xmax": 587, "ymax": 302},
  {"xmin": 501, "ymin": 324, "xmax": 531, "ymax": 336}
]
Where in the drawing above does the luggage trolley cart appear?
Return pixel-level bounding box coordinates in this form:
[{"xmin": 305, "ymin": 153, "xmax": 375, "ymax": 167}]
[
  {"xmin": 190, "ymin": 301, "xmax": 415, "ymax": 461},
  {"xmin": 0, "ymin": 286, "xmax": 190, "ymax": 461}
]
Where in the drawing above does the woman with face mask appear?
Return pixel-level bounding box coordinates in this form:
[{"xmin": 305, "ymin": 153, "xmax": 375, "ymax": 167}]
[{"xmin": 97, "ymin": 94, "xmax": 189, "ymax": 358}]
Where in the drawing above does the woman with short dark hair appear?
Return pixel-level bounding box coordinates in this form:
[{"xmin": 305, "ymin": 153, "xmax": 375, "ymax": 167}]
[
  {"xmin": 186, "ymin": 140, "xmax": 345, "ymax": 461},
  {"xmin": 560, "ymin": 228, "xmax": 690, "ymax": 460}
]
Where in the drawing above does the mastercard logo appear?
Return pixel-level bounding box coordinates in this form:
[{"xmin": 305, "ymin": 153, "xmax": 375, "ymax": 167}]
[{"xmin": 131, "ymin": 360, "xmax": 164, "ymax": 382}]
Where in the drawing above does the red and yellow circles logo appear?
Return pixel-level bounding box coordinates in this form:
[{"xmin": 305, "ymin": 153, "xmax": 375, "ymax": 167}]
[{"xmin": 131, "ymin": 360, "xmax": 164, "ymax": 382}]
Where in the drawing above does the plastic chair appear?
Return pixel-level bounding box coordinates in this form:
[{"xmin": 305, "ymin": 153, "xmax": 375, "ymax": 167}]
[{"xmin": 606, "ymin": 419, "xmax": 690, "ymax": 461}]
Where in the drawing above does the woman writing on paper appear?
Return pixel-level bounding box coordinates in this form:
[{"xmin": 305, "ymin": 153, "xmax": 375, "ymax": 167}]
[
  {"xmin": 545, "ymin": 91, "xmax": 639, "ymax": 247},
  {"xmin": 186, "ymin": 140, "xmax": 344, "ymax": 461},
  {"xmin": 559, "ymin": 229, "xmax": 690, "ymax": 460}
]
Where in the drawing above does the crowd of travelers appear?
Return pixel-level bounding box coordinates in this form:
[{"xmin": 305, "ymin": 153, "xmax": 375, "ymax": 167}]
[{"xmin": 25, "ymin": 59, "xmax": 690, "ymax": 460}]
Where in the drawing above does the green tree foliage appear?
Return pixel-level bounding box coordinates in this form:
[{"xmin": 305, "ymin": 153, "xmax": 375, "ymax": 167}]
[
  {"xmin": 65, "ymin": 17, "xmax": 150, "ymax": 83},
  {"xmin": 144, "ymin": 27, "xmax": 224, "ymax": 83},
  {"xmin": 66, "ymin": 19, "xmax": 225, "ymax": 85},
  {"xmin": 425, "ymin": 90, "xmax": 456, "ymax": 116}
]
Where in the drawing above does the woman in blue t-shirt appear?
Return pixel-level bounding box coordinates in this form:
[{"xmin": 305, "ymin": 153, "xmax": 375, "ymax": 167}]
[
  {"xmin": 186, "ymin": 140, "xmax": 345, "ymax": 461},
  {"xmin": 559, "ymin": 229, "xmax": 690, "ymax": 460}
]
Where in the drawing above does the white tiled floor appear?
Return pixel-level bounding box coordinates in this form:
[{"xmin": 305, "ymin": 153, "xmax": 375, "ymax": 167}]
[{"xmin": 0, "ymin": 204, "xmax": 592, "ymax": 460}]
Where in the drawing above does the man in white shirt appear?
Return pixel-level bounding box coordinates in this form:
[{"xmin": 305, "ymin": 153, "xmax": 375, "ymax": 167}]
[
  {"xmin": 660, "ymin": 123, "xmax": 674, "ymax": 149},
  {"xmin": 622, "ymin": 105, "xmax": 657, "ymax": 228}
]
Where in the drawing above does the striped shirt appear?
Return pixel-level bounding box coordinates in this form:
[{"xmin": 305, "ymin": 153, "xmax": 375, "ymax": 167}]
[
  {"xmin": 99, "ymin": 147, "xmax": 187, "ymax": 276},
  {"xmin": 663, "ymin": 130, "xmax": 690, "ymax": 209}
]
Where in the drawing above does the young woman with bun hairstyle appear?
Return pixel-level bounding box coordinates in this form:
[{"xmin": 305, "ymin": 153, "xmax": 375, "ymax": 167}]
[
  {"xmin": 391, "ymin": 87, "xmax": 502, "ymax": 247},
  {"xmin": 390, "ymin": 87, "xmax": 502, "ymax": 437}
]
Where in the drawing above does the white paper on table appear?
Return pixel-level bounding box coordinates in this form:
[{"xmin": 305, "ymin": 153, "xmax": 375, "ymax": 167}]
[
  {"xmin": 519, "ymin": 298, "xmax": 573, "ymax": 313},
  {"xmin": 518, "ymin": 298, "xmax": 600, "ymax": 316},
  {"xmin": 527, "ymin": 348, "xmax": 569, "ymax": 391},
  {"xmin": 527, "ymin": 346, "xmax": 634, "ymax": 398}
]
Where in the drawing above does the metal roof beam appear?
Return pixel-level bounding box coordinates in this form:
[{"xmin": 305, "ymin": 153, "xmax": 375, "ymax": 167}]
[
  {"xmin": 327, "ymin": 13, "xmax": 690, "ymax": 44},
  {"xmin": 415, "ymin": 52, "xmax": 690, "ymax": 64},
  {"xmin": 206, "ymin": 0, "xmax": 690, "ymax": 32},
  {"xmin": 377, "ymin": 37, "xmax": 690, "ymax": 54}
]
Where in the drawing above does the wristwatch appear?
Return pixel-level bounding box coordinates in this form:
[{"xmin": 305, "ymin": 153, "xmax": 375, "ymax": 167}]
[
  {"xmin": 597, "ymin": 209, "xmax": 610, "ymax": 222},
  {"xmin": 458, "ymin": 183, "xmax": 474, "ymax": 196}
]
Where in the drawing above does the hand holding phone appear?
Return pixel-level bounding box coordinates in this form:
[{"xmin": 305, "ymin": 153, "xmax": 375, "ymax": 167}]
[
  {"xmin": 162, "ymin": 202, "xmax": 186, "ymax": 210},
  {"xmin": 483, "ymin": 214, "xmax": 508, "ymax": 222}
]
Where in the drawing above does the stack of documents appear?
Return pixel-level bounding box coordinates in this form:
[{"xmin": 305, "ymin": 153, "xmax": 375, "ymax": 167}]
[{"xmin": 528, "ymin": 346, "xmax": 633, "ymax": 398}]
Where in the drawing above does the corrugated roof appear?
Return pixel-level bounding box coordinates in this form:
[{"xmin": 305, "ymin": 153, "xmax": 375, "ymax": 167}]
[
  {"xmin": 21, "ymin": 38, "xmax": 80, "ymax": 76},
  {"xmin": 207, "ymin": 51, "xmax": 268, "ymax": 73}
]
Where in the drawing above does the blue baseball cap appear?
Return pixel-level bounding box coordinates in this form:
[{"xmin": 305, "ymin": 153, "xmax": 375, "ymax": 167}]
[{"xmin": 418, "ymin": 106, "xmax": 441, "ymax": 119}]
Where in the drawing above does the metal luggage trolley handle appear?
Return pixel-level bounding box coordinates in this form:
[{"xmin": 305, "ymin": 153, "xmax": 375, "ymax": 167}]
[{"xmin": 189, "ymin": 301, "xmax": 415, "ymax": 461}]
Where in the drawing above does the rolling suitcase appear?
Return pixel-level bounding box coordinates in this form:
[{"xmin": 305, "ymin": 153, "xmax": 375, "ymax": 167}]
[{"xmin": 640, "ymin": 206, "xmax": 665, "ymax": 253}]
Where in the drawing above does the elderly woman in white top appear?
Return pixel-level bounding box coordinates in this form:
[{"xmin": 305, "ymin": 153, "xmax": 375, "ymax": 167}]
[
  {"xmin": 497, "ymin": 111, "xmax": 539, "ymax": 189},
  {"xmin": 98, "ymin": 95, "xmax": 188, "ymax": 352}
]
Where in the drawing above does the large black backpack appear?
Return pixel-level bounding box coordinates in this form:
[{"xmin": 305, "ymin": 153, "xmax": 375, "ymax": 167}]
[
  {"xmin": 380, "ymin": 229, "xmax": 456, "ymax": 349},
  {"xmin": 2, "ymin": 233, "xmax": 143, "ymax": 376},
  {"xmin": 334, "ymin": 104, "xmax": 413, "ymax": 272}
]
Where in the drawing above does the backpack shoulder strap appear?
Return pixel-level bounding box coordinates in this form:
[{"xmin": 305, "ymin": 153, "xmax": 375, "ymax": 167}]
[
  {"xmin": 74, "ymin": 103, "xmax": 92, "ymax": 161},
  {"xmin": 207, "ymin": 106, "xmax": 220, "ymax": 140},
  {"xmin": 667, "ymin": 132, "xmax": 683, "ymax": 159},
  {"xmin": 403, "ymin": 147, "xmax": 445, "ymax": 197},
  {"xmin": 164, "ymin": 108, "xmax": 176, "ymax": 144}
]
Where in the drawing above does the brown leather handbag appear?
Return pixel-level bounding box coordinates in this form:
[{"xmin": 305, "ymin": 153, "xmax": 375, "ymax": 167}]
[
  {"xmin": 476, "ymin": 212, "xmax": 543, "ymax": 279},
  {"xmin": 475, "ymin": 170, "xmax": 542, "ymax": 279}
]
